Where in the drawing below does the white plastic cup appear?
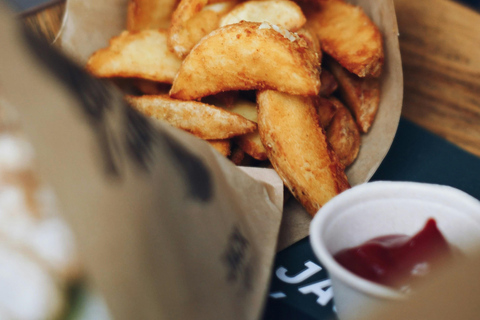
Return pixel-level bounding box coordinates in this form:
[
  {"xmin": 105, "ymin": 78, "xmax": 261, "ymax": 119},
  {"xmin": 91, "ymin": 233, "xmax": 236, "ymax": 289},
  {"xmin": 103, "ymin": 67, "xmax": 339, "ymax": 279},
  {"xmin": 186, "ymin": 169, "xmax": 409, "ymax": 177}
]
[{"xmin": 310, "ymin": 181, "xmax": 480, "ymax": 320}]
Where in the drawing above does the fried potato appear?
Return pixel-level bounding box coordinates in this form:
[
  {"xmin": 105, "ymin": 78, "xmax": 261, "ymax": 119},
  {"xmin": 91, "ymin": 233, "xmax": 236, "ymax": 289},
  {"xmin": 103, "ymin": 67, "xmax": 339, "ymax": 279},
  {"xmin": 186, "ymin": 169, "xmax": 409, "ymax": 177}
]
[
  {"xmin": 326, "ymin": 97, "xmax": 360, "ymax": 167},
  {"xmin": 306, "ymin": 0, "xmax": 384, "ymax": 77},
  {"xmin": 126, "ymin": 95, "xmax": 256, "ymax": 139},
  {"xmin": 168, "ymin": 0, "xmax": 236, "ymax": 58},
  {"xmin": 314, "ymin": 96, "xmax": 337, "ymax": 128},
  {"xmin": 207, "ymin": 139, "xmax": 231, "ymax": 156},
  {"xmin": 327, "ymin": 57, "xmax": 380, "ymax": 133},
  {"xmin": 257, "ymin": 90, "xmax": 350, "ymax": 215},
  {"xmin": 127, "ymin": 0, "xmax": 179, "ymax": 31},
  {"xmin": 227, "ymin": 99, "xmax": 257, "ymax": 121},
  {"xmin": 319, "ymin": 69, "xmax": 338, "ymax": 96},
  {"xmin": 219, "ymin": 0, "xmax": 306, "ymax": 31},
  {"xmin": 229, "ymin": 145, "xmax": 246, "ymax": 165},
  {"xmin": 235, "ymin": 132, "xmax": 268, "ymax": 161},
  {"xmin": 222, "ymin": 99, "xmax": 268, "ymax": 160},
  {"xmin": 86, "ymin": 30, "xmax": 182, "ymax": 83},
  {"xmin": 296, "ymin": 26, "xmax": 322, "ymax": 64},
  {"xmin": 170, "ymin": 21, "xmax": 321, "ymax": 100}
]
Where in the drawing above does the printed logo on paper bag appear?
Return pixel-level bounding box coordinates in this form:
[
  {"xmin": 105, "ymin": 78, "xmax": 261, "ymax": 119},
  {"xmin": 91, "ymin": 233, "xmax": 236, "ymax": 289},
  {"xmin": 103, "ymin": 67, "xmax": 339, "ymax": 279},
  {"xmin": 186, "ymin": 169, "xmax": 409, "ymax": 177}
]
[
  {"xmin": 23, "ymin": 29, "xmax": 212, "ymax": 201},
  {"xmin": 222, "ymin": 225, "xmax": 252, "ymax": 290}
]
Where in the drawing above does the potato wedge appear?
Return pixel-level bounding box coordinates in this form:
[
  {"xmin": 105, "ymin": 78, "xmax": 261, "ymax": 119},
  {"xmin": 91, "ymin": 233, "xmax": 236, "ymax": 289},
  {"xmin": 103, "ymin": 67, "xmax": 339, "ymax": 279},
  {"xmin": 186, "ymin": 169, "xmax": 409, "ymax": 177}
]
[
  {"xmin": 219, "ymin": 0, "xmax": 306, "ymax": 31},
  {"xmin": 126, "ymin": 95, "xmax": 256, "ymax": 139},
  {"xmin": 327, "ymin": 57, "xmax": 380, "ymax": 133},
  {"xmin": 229, "ymin": 145, "xmax": 246, "ymax": 165},
  {"xmin": 207, "ymin": 139, "xmax": 231, "ymax": 156},
  {"xmin": 127, "ymin": 0, "xmax": 179, "ymax": 31},
  {"xmin": 168, "ymin": 0, "xmax": 236, "ymax": 58},
  {"xmin": 86, "ymin": 30, "xmax": 182, "ymax": 83},
  {"xmin": 257, "ymin": 90, "xmax": 349, "ymax": 215},
  {"xmin": 170, "ymin": 21, "xmax": 321, "ymax": 100},
  {"xmin": 326, "ymin": 97, "xmax": 360, "ymax": 167},
  {"xmin": 314, "ymin": 96, "xmax": 337, "ymax": 128},
  {"xmin": 306, "ymin": 0, "xmax": 384, "ymax": 77},
  {"xmin": 235, "ymin": 132, "xmax": 268, "ymax": 161},
  {"xmin": 296, "ymin": 26, "xmax": 322, "ymax": 64},
  {"xmin": 222, "ymin": 98, "xmax": 267, "ymax": 160},
  {"xmin": 319, "ymin": 69, "xmax": 338, "ymax": 96},
  {"xmin": 227, "ymin": 99, "xmax": 257, "ymax": 122}
]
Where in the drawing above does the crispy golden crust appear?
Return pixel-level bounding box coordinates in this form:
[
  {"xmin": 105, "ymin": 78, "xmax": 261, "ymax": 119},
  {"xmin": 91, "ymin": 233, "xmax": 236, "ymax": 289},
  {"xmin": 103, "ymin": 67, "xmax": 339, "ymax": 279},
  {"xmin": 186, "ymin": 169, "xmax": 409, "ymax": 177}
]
[
  {"xmin": 220, "ymin": 0, "xmax": 306, "ymax": 31},
  {"xmin": 168, "ymin": 0, "xmax": 208, "ymax": 58},
  {"xmin": 207, "ymin": 139, "xmax": 232, "ymax": 156},
  {"xmin": 306, "ymin": 0, "xmax": 384, "ymax": 77},
  {"xmin": 168, "ymin": 0, "xmax": 235, "ymax": 58},
  {"xmin": 257, "ymin": 90, "xmax": 349, "ymax": 215},
  {"xmin": 86, "ymin": 30, "xmax": 182, "ymax": 83},
  {"xmin": 314, "ymin": 96, "xmax": 338, "ymax": 128},
  {"xmin": 126, "ymin": 95, "xmax": 256, "ymax": 139},
  {"xmin": 127, "ymin": 0, "xmax": 179, "ymax": 31},
  {"xmin": 296, "ymin": 26, "xmax": 322, "ymax": 64},
  {"xmin": 326, "ymin": 97, "xmax": 361, "ymax": 167},
  {"xmin": 327, "ymin": 57, "xmax": 380, "ymax": 133},
  {"xmin": 319, "ymin": 69, "xmax": 338, "ymax": 96},
  {"xmin": 170, "ymin": 21, "xmax": 321, "ymax": 100}
]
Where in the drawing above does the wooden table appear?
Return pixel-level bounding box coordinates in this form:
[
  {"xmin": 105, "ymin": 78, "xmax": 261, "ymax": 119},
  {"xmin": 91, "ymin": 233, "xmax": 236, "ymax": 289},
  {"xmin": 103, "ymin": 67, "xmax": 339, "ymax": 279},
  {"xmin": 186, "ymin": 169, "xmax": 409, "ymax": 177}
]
[{"xmin": 23, "ymin": 0, "xmax": 480, "ymax": 157}]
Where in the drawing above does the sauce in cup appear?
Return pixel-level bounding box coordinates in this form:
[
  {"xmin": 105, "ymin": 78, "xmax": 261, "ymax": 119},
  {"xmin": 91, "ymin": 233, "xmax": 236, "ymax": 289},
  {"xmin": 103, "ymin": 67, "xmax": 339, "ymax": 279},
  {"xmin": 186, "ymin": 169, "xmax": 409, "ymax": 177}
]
[{"xmin": 333, "ymin": 219, "xmax": 452, "ymax": 291}]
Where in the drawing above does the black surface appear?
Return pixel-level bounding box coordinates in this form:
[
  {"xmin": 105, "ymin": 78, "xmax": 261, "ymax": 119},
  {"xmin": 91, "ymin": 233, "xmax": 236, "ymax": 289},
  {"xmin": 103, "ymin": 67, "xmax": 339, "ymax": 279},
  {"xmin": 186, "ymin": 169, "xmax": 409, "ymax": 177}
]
[
  {"xmin": 457, "ymin": 0, "xmax": 480, "ymax": 9},
  {"xmin": 371, "ymin": 119, "xmax": 480, "ymax": 198}
]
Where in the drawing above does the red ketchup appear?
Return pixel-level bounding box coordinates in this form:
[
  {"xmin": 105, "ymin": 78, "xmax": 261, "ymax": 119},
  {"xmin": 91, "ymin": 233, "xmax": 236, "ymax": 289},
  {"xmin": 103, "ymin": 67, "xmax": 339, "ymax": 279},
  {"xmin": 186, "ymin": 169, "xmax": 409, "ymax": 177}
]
[{"xmin": 333, "ymin": 219, "xmax": 452, "ymax": 290}]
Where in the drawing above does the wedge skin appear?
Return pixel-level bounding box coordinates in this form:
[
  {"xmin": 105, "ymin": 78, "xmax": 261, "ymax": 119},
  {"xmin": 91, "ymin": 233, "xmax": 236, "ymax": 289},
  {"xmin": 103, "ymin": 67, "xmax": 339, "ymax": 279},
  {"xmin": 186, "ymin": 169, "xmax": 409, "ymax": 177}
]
[
  {"xmin": 326, "ymin": 97, "xmax": 361, "ymax": 167},
  {"xmin": 306, "ymin": 0, "xmax": 384, "ymax": 77},
  {"xmin": 314, "ymin": 96, "xmax": 338, "ymax": 128},
  {"xmin": 257, "ymin": 90, "xmax": 350, "ymax": 215},
  {"xmin": 327, "ymin": 57, "xmax": 380, "ymax": 133},
  {"xmin": 319, "ymin": 69, "xmax": 338, "ymax": 96},
  {"xmin": 170, "ymin": 21, "xmax": 321, "ymax": 100},
  {"xmin": 126, "ymin": 95, "xmax": 256, "ymax": 140}
]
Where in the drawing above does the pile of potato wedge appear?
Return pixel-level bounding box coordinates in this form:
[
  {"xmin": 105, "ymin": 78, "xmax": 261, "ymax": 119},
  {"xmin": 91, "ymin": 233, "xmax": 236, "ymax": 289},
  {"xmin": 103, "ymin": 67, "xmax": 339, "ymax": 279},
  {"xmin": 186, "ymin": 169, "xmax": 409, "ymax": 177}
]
[{"xmin": 86, "ymin": 0, "xmax": 384, "ymax": 216}]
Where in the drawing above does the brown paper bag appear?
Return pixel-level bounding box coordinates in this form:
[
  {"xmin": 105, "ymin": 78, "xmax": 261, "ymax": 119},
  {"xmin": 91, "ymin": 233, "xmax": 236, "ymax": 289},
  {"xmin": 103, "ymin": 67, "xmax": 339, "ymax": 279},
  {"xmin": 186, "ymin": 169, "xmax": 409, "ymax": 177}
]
[
  {"xmin": 0, "ymin": 4, "xmax": 283, "ymax": 320},
  {"xmin": 58, "ymin": 0, "xmax": 403, "ymax": 250}
]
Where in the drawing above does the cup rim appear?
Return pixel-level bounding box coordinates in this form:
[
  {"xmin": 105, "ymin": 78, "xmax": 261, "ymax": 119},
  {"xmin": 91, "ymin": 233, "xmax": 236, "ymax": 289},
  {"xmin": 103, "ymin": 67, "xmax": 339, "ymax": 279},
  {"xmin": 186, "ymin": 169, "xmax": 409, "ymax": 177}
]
[{"xmin": 309, "ymin": 180, "xmax": 480, "ymax": 300}]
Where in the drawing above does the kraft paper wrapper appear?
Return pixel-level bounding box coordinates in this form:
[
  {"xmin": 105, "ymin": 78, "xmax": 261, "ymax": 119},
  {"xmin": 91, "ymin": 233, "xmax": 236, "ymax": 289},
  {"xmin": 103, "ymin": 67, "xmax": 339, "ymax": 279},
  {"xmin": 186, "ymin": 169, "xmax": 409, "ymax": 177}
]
[
  {"xmin": 0, "ymin": 4, "xmax": 284, "ymax": 320},
  {"xmin": 58, "ymin": 0, "xmax": 403, "ymax": 251}
]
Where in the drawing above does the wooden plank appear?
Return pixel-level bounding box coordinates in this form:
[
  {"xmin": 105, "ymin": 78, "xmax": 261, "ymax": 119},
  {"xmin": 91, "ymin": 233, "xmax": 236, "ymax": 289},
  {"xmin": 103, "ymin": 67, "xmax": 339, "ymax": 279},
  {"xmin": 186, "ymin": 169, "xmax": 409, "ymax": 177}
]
[
  {"xmin": 395, "ymin": 0, "xmax": 480, "ymax": 156},
  {"xmin": 22, "ymin": 2, "xmax": 65, "ymax": 44}
]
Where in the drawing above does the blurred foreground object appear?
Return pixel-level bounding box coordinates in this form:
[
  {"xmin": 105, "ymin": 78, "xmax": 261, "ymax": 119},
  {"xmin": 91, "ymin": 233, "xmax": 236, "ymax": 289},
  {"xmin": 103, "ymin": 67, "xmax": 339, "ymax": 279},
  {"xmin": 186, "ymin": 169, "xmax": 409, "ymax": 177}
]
[
  {"xmin": 369, "ymin": 251, "xmax": 480, "ymax": 319},
  {"xmin": 0, "ymin": 2, "xmax": 284, "ymax": 319},
  {"xmin": 0, "ymin": 99, "xmax": 80, "ymax": 319}
]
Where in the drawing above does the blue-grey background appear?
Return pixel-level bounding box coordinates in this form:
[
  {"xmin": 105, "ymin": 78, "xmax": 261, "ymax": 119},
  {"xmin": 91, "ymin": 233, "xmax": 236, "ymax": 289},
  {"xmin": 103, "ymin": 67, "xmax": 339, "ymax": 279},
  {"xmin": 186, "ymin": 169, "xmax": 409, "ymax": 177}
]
[{"xmin": 5, "ymin": 0, "xmax": 62, "ymax": 12}]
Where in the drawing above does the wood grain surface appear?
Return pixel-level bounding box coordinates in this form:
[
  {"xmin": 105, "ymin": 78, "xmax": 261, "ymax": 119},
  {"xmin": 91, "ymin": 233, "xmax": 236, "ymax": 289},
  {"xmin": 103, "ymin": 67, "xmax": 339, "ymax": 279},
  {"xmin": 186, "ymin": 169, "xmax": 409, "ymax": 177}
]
[
  {"xmin": 395, "ymin": 0, "xmax": 480, "ymax": 156},
  {"xmin": 21, "ymin": 0, "xmax": 480, "ymax": 156}
]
